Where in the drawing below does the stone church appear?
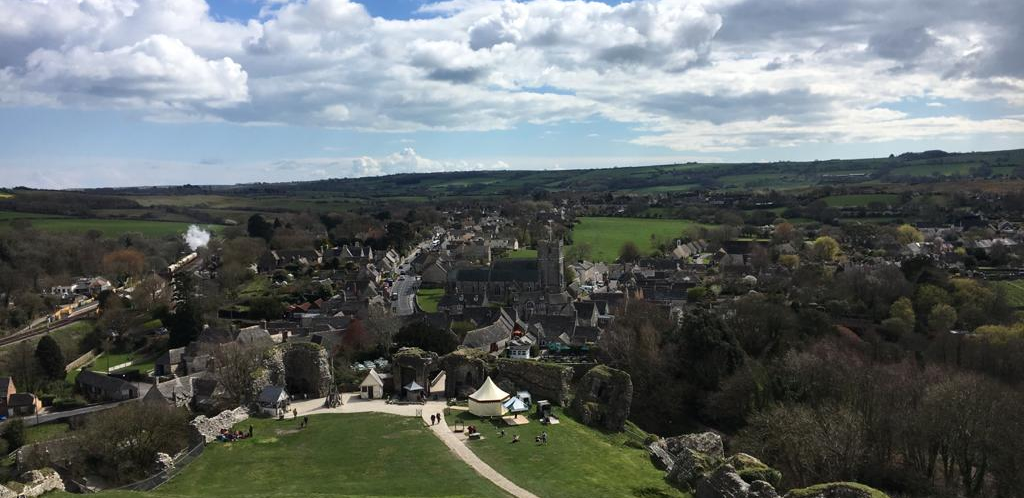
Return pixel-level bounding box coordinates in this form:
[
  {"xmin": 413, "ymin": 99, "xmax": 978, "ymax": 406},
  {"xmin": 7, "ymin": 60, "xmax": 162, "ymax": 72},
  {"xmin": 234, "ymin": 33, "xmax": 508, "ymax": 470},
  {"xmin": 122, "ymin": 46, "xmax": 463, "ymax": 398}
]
[{"xmin": 450, "ymin": 239, "xmax": 574, "ymax": 318}]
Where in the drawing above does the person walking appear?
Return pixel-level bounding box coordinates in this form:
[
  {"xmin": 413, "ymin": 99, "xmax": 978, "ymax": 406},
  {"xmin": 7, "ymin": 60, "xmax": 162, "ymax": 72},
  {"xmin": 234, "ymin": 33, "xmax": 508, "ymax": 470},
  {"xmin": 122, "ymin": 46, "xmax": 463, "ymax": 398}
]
[
  {"xmin": 293, "ymin": 408, "xmax": 298, "ymax": 419},
  {"xmin": 248, "ymin": 425, "xmax": 254, "ymax": 438},
  {"xmin": 303, "ymin": 416, "xmax": 309, "ymax": 428},
  {"xmin": 430, "ymin": 414, "xmax": 436, "ymax": 425}
]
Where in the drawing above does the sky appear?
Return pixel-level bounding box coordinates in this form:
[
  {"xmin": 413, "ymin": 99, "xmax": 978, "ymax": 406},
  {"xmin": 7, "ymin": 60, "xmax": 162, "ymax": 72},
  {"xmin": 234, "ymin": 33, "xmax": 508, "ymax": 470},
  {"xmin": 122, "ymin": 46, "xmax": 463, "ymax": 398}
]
[{"xmin": 0, "ymin": 0, "xmax": 1022, "ymax": 189}]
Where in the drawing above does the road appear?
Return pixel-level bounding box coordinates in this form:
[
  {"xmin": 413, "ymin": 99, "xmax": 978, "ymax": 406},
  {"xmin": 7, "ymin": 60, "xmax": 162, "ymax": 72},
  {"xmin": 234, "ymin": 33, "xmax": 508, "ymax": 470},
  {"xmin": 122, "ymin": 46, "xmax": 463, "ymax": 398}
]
[
  {"xmin": 21, "ymin": 382, "xmax": 151, "ymax": 427},
  {"xmin": 390, "ymin": 275, "xmax": 421, "ymax": 316}
]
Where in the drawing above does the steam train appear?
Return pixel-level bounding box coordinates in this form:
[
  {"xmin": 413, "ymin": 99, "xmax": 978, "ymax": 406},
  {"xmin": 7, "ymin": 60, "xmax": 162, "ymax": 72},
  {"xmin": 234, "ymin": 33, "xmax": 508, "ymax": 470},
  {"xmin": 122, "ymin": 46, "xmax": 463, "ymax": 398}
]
[{"xmin": 165, "ymin": 252, "xmax": 199, "ymax": 277}]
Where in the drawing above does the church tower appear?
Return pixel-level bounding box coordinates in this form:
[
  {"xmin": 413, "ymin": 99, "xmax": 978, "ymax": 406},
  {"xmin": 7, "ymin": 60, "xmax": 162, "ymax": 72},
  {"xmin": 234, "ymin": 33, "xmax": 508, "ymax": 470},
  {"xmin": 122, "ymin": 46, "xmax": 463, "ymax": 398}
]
[{"xmin": 537, "ymin": 238, "xmax": 565, "ymax": 294}]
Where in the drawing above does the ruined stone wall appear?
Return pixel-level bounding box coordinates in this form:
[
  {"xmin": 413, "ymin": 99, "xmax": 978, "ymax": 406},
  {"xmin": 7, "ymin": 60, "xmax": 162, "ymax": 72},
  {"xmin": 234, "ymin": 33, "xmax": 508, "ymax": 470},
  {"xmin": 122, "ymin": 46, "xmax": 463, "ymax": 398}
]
[
  {"xmin": 391, "ymin": 347, "xmax": 438, "ymax": 393},
  {"xmin": 254, "ymin": 342, "xmax": 333, "ymax": 399},
  {"xmin": 440, "ymin": 348, "xmax": 493, "ymax": 398},
  {"xmin": 190, "ymin": 407, "xmax": 250, "ymax": 443},
  {"xmin": 568, "ymin": 364, "xmax": 633, "ymax": 431},
  {"xmin": 493, "ymin": 359, "xmax": 574, "ymax": 406}
]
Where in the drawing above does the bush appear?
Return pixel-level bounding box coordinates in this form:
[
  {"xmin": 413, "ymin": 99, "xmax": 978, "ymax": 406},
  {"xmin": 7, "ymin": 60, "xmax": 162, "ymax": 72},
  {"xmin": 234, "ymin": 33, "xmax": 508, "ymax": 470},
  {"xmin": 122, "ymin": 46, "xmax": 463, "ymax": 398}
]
[
  {"xmin": 52, "ymin": 397, "xmax": 88, "ymax": 411},
  {"xmin": 2, "ymin": 419, "xmax": 25, "ymax": 451}
]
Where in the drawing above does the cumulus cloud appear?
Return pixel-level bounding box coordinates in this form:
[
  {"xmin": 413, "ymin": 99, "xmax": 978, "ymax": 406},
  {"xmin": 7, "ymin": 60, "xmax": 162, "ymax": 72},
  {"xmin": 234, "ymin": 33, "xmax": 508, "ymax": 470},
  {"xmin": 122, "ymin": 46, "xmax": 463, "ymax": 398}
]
[{"xmin": 0, "ymin": 0, "xmax": 1021, "ymax": 153}]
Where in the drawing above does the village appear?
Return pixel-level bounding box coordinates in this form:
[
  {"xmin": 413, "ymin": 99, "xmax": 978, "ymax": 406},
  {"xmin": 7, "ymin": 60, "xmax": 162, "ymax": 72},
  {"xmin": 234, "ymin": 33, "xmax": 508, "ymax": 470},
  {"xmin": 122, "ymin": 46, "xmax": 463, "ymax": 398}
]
[{"xmin": 0, "ymin": 181, "xmax": 1019, "ymax": 498}]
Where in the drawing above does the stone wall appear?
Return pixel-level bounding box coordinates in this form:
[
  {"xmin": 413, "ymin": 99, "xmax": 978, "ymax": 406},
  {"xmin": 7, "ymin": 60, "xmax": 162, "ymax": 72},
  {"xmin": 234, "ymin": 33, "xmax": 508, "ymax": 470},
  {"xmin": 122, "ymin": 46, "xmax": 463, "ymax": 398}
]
[
  {"xmin": 391, "ymin": 347, "xmax": 439, "ymax": 394},
  {"xmin": 567, "ymin": 364, "xmax": 632, "ymax": 430},
  {"xmin": 189, "ymin": 407, "xmax": 249, "ymax": 443},
  {"xmin": 254, "ymin": 342, "xmax": 333, "ymax": 399},
  {"xmin": 440, "ymin": 348, "xmax": 493, "ymax": 398},
  {"xmin": 0, "ymin": 468, "xmax": 65, "ymax": 498},
  {"xmin": 493, "ymin": 359, "xmax": 575, "ymax": 406}
]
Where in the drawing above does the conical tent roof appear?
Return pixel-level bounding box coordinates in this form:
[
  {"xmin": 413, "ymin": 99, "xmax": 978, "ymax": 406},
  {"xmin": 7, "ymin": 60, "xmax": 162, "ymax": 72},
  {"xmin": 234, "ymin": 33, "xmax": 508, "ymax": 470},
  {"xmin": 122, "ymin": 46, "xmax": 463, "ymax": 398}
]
[{"xmin": 469, "ymin": 376, "xmax": 510, "ymax": 403}]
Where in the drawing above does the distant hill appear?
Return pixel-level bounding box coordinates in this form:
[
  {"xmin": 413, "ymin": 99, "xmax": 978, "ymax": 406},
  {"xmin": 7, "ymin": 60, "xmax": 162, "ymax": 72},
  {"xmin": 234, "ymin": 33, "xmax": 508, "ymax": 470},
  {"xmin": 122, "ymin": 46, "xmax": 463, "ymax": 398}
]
[{"xmin": 86, "ymin": 148, "xmax": 1023, "ymax": 199}]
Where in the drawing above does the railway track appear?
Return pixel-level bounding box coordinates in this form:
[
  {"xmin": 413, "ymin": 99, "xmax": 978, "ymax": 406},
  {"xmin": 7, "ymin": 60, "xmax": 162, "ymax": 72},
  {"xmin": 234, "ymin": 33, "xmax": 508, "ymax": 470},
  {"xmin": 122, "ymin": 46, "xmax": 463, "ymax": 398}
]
[{"xmin": 0, "ymin": 303, "xmax": 99, "ymax": 348}]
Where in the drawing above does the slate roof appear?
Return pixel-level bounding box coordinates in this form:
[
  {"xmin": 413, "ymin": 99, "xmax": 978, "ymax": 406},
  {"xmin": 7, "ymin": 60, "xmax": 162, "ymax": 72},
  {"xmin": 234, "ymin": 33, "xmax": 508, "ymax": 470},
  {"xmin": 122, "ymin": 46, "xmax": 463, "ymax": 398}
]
[
  {"xmin": 490, "ymin": 259, "xmax": 538, "ymax": 283},
  {"xmin": 259, "ymin": 386, "xmax": 288, "ymax": 404},
  {"xmin": 76, "ymin": 370, "xmax": 135, "ymax": 393}
]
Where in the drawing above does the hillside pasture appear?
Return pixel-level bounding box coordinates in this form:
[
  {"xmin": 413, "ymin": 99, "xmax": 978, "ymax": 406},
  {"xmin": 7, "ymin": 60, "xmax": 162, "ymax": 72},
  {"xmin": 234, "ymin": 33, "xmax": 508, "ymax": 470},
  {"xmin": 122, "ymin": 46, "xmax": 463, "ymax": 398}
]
[
  {"xmin": 82, "ymin": 413, "xmax": 510, "ymax": 498},
  {"xmin": 993, "ymin": 280, "xmax": 1024, "ymax": 308},
  {"xmin": 571, "ymin": 217, "xmax": 706, "ymax": 262},
  {"xmin": 456, "ymin": 408, "xmax": 688, "ymax": 498}
]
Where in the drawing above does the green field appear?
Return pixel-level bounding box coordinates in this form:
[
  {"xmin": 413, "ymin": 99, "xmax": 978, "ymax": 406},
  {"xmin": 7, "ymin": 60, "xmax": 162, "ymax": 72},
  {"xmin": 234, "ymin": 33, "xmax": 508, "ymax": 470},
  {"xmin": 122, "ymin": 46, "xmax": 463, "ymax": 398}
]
[
  {"xmin": 571, "ymin": 217, "xmax": 706, "ymax": 262},
  {"xmin": 504, "ymin": 249, "xmax": 538, "ymax": 259},
  {"xmin": 0, "ymin": 211, "xmax": 67, "ymax": 221},
  {"xmin": 84, "ymin": 413, "xmax": 509, "ymax": 498},
  {"xmin": 457, "ymin": 408, "xmax": 688, "ymax": 498},
  {"xmin": 1, "ymin": 218, "xmax": 220, "ymax": 238},
  {"xmin": 25, "ymin": 422, "xmax": 71, "ymax": 445},
  {"xmin": 994, "ymin": 280, "xmax": 1024, "ymax": 308},
  {"xmin": 416, "ymin": 288, "xmax": 445, "ymax": 313},
  {"xmin": 822, "ymin": 194, "xmax": 901, "ymax": 207}
]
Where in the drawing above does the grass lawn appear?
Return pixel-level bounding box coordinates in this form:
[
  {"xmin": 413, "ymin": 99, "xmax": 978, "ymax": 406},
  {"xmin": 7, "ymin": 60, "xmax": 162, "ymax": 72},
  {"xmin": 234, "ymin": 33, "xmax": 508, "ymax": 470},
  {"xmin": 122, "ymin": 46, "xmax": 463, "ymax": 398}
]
[
  {"xmin": 993, "ymin": 280, "xmax": 1024, "ymax": 308},
  {"xmin": 456, "ymin": 409, "xmax": 687, "ymax": 498},
  {"xmin": 24, "ymin": 422, "xmax": 71, "ymax": 445},
  {"xmin": 416, "ymin": 288, "xmax": 445, "ymax": 313},
  {"xmin": 0, "ymin": 218, "xmax": 221, "ymax": 238},
  {"xmin": 504, "ymin": 249, "xmax": 538, "ymax": 259},
  {"xmin": 83, "ymin": 413, "xmax": 511, "ymax": 498},
  {"xmin": 571, "ymin": 217, "xmax": 707, "ymax": 262},
  {"xmin": 821, "ymin": 194, "xmax": 900, "ymax": 207}
]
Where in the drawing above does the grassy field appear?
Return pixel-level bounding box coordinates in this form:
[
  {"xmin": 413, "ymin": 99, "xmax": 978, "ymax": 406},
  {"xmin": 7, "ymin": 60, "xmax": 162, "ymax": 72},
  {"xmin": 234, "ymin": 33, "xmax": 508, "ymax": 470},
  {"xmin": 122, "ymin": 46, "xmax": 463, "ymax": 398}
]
[
  {"xmin": 25, "ymin": 422, "xmax": 71, "ymax": 445},
  {"xmin": 822, "ymin": 194, "xmax": 901, "ymax": 207},
  {"xmin": 456, "ymin": 409, "xmax": 687, "ymax": 498},
  {"xmin": 571, "ymin": 217, "xmax": 706, "ymax": 262},
  {"xmin": 416, "ymin": 288, "xmax": 445, "ymax": 313},
  {"xmin": 83, "ymin": 413, "xmax": 510, "ymax": 498},
  {"xmin": 0, "ymin": 211, "xmax": 67, "ymax": 221},
  {"xmin": 994, "ymin": 280, "xmax": 1024, "ymax": 308},
  {"xmin": 1, "ymin": 218, "xmax": 220, "ymax": 238},
  {"xmin": 504, "ymin": 249, "xmax": 538, "ymax": 259}
]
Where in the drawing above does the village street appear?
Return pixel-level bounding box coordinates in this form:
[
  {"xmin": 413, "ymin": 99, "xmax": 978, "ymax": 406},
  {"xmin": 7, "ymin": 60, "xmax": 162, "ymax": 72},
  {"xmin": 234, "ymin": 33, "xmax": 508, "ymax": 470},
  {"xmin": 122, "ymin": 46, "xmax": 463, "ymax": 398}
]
[{"xmin": 290, "ymin": 394, "xmax": 540, "ymax": 498}]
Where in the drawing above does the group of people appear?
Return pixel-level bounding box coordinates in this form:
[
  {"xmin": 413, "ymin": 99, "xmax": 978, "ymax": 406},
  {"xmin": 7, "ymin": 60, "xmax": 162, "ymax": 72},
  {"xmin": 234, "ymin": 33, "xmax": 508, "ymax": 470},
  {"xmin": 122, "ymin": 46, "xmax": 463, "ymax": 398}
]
[
  {"xmin": 498, "ymin": 429, "xmax": 548, "ymax": 444},
  {"xmin": 217, "ymin": 426, "xmax": 254, "ymax": 442},
  {"xmin": 429, "ymin": 413, "xmax": 444, "ymax": 425}
]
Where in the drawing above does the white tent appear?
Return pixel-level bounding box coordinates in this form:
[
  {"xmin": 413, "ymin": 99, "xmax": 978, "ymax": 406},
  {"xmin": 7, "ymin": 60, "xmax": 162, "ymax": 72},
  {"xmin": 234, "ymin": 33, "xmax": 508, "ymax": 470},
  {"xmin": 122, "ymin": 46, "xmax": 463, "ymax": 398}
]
[
  {"xmin": 502, "ymin": 396, "xmax": 528, "ymax": 413},
  {"xmin": 468, "ymin": 376, "xmax": 510, "ymax": 417}
]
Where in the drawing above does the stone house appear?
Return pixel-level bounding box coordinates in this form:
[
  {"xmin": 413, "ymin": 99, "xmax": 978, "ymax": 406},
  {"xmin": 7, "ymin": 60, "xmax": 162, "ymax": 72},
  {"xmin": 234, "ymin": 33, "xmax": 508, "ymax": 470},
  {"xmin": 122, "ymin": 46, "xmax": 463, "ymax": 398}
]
[{"xmin": 76, "ymin": 371, "xmax": 140, "ymax": 402}]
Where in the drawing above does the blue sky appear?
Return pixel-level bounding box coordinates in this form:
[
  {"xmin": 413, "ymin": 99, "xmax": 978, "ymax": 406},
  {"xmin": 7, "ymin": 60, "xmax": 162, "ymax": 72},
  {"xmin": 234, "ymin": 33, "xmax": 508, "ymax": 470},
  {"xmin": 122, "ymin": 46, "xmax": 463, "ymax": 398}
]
[{"xmin": 0, "ymin": 0, "xmax": 1021, "ymax": 188}]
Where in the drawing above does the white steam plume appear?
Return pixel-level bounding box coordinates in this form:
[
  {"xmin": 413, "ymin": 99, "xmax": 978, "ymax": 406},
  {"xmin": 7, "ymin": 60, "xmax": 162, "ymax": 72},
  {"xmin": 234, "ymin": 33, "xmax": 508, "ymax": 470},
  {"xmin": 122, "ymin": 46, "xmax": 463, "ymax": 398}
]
[{"xmin": 184, "ymin": 225, "xmax": 211, "ymax": 251}]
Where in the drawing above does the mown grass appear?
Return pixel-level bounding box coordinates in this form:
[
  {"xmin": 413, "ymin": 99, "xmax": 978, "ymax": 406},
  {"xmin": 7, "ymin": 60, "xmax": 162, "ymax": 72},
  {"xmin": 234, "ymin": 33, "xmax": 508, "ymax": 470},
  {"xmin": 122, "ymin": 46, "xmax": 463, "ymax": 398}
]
[
  {"xmin": 571, "ymin": 217, "xmax": 707, "ymax": 262},
  {"xmin": 416, "ymin": 288, "xmax": 445, "ymax": 313},
  {"xmin": 456, "ymin": 408, "xmax": 688, "ymax": 498},
  {"xmin": 24, "ymin": 422, "xmax": 71, "ymax": 445},
  {"xmin": 993, "ymin": 280, "xmax": 1024, "ymax": 308},
  {"xmin": 79, "ymin": 413, "xmax": 511, "ymax": 498},
  {"xmin": 504, "ymin": 249, "xmax": 538, "ymax": 260}
]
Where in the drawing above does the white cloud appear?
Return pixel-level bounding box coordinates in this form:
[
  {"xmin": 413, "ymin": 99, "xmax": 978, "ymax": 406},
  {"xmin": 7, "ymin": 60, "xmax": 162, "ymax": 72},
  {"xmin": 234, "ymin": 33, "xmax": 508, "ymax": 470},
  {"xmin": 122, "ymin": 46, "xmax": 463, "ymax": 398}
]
[{"xmin": 0, "ymin": 0, "xmax": 1021, "ymax": 154}]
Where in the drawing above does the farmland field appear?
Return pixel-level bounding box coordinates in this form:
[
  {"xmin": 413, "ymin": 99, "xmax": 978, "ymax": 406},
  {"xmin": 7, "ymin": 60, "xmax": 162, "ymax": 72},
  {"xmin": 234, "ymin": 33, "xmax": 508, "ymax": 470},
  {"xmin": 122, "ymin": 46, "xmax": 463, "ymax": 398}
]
[
  {"xmin": 822, "ymin": 194, "xmax": 901, "ymax": 207},
  {"xmin": 1, "ymin": 218, "xmax": 219, "ymax": 238},
  {"xmin": 571, "ymin": 216, "xmax": 706, "ymax": 262}
]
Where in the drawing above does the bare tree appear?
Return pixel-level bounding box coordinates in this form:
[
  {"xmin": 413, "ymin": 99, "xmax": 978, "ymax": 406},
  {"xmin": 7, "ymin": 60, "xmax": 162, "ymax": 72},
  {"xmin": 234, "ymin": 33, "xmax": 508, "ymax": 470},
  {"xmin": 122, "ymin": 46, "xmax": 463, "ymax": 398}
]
[{"xmin": 206, "ymin": 342, "xmax": 268, "ymax": 405}]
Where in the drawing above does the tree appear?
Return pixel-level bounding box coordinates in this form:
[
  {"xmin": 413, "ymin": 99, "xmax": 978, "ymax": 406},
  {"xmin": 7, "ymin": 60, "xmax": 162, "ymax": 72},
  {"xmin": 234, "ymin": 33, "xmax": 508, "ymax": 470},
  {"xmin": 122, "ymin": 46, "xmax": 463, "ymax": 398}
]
[
  {"xmin": 131, "ymin": 274, "xmax": 168, "ymax": 313},
  {"xmin": 811, "ymin": 236, "xmax": 841, "ymax": 262},
  {"xmin": 364, "ymin": 306, "xmax": 401, "ymax": 353},
  {"xmin": 165, "ymin": 272, "xmax": 204, "ymax": 348},
  {"xmin": 34, "ymin": 335, "xmax": 65, "ymax": 380},
  {"xmin": 394, "ymin": 321, "xmax": 458, "ymax": 355},
  {"xmin": 928, "ymin": 303, "xmax": 957, "ymax": 336},
  {"xmin": 207, "ymin": 342, "xmax": 268, "ymax": 405},
  {"xmin": 618, "ymin": 241, "xmax": 640, "ymax": 262},
  {"xmin": 778, "ymin": 254, "xmax": 800, "ymax": 269},
  {"xmin": 248, "ymin": 296, "xmax": 285, "ymax": 320},
  {"xmin": 75, "ymin": 403, "xmax": 191, "ymax": 483},
  {"xmin": 247, "ymin": 214, "xmax": 275, "ymax": 242},
  {"xmin": 890, "ymin": 297, "xmax": 916, "ymax": 326},
  {"xmin": 2, "ymin": 419, "xmax": 25, "ymax": 451},
  {"xmin": 102, "ymin": 248, "xmax": 145, "ymax": 281},
  {"xmin": 896, "ymin": 224, "xmax": 925, "ymax": 245}
]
